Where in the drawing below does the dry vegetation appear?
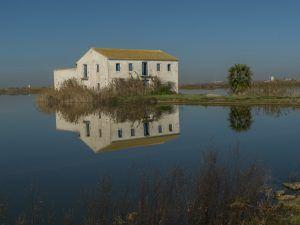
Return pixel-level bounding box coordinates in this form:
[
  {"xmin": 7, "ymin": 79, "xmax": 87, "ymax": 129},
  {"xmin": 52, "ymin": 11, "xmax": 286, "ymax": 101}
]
[
  {"xmin": 37, "ymin": 78, "xmax": 175, "ymax": 105},
  {"xmin": 37, "ymin": 100, "xmax": 175, "ymax": 123},
  {"xmin": 36, "ymin": 78, "xmax": 177, "ymax": 123},
  {"xmin": 181, "ymin": 80, "xmax": 300, "ymax": 97},
  {"xmin": 0, "ymin": 151, "xmax": 298, "ymax": 225},
  {"xmin": 245, "ymin": 80, "xmax": 300, "ymax": 97}
]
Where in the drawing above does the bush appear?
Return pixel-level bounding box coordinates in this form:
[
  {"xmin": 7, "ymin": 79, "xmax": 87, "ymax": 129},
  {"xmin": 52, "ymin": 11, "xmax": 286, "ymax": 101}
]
[
  {"xmin": 151, "ymin": 77, "xmax": 175, "ymax": 94},
  {"xmin": 228, "ymin": 64, "xmax": 253, "ymax": 94},
  {"xmin": 37, "ymin": 77, "xmax": 175, "ymax": 106}
]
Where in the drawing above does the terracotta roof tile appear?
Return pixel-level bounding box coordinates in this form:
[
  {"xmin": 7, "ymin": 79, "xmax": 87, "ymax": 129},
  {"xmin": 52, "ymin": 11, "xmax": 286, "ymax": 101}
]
[{"xmin": 92, "ymin": 48, "xmax": 178, "ymax": 61}]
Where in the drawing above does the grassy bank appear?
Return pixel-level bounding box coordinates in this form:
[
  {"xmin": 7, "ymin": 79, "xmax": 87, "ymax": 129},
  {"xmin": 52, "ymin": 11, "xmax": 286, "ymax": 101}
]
[
  {"xmin": 180, "ymin": 80, "xmax": 300, "ymax": 95},
  {"xmin": 35, "ymin": 78, "xmax": 300, "ymax": 107},
  {"xmin": 153, "ymin": 94, "xmax": 300, "ymax": 106}
]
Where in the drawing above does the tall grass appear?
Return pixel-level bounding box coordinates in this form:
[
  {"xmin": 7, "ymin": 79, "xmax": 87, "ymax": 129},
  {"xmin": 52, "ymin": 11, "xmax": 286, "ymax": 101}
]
[
  {"xmin": 37, "ymin": 78, "xmax": 175, "ymax": 105},
  {"xmin": 245, "ymin": 80, "xmax": 300, "ymax": 97},
  {"xmin": 180, "ymin": 80, "xmax": 300, "ymax": 97}
]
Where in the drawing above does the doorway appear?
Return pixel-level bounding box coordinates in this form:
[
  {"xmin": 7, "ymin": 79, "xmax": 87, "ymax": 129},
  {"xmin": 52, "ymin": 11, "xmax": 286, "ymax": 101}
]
[
  {"xmin": 143, "ymin": 122, "xmax": 150, "ymax": 136},
  {"xmin": 142, "ymin": 62, "xmax": 148, "ymax": 76}
]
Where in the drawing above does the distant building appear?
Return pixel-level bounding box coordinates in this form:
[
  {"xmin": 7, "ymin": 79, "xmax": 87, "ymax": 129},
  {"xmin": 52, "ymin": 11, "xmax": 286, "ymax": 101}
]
[
  {"xmin": 55, "ymin": 106, "xmax": 180, "ymax": 153},
  {"xmin": 54, "ymin": 48, "xmax": 179, "ymax": 92}
]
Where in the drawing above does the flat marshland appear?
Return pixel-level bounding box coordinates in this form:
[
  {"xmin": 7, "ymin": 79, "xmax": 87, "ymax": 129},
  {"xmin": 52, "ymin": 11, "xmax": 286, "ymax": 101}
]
[
  {"xmin": 0, "ymin": 86, "xmax": 47, "ymax": 95},
  {"xmin": 36, "ymin": 79, "xmax": 300, "ymax": 107}
]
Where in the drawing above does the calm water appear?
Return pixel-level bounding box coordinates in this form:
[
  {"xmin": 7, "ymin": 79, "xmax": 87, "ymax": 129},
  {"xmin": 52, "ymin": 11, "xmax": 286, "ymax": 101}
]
[
  {"xmin": 1, "ymin": 95, "xmax": 300, "ymax": 210},
  {"xmin": 179, "ymin": 88, "xmax": 228, "ymax": 95}
]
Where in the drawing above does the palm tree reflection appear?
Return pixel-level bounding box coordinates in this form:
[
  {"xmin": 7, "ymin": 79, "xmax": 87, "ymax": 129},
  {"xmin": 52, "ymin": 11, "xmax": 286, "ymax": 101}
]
[{"xmin": 228, "ymin": 106, "xmax": 253, "ymax": 132}]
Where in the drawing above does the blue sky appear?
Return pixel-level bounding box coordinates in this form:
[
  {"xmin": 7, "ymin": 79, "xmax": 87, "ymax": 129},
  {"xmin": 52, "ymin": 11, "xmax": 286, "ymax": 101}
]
[{"xmin": 1, "ymin": 0, "xmax": 300, "ymax": 86}]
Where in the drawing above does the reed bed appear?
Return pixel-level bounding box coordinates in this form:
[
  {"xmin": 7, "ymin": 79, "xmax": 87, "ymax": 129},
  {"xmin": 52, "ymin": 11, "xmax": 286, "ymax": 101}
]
[
  {"xmin": 245, "ymin": 80, "xmax": 300, "ymax": 97},
  {"xmin": 37, "ymin": 78, "xmax": 175, "ymax": 106},
  {"xmin": 181, "ymin": 80, "xmax": 300, "ymax": 97},
  {"xmin": 37, "ymin": 99, "xmax": 175, "ymax": 123}
]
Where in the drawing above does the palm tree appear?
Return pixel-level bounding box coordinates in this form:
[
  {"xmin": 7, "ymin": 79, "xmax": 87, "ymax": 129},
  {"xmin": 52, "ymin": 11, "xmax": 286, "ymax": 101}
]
[{"xmin": 228, "ymin": 64, "xmax": 252, "ymax": 94}]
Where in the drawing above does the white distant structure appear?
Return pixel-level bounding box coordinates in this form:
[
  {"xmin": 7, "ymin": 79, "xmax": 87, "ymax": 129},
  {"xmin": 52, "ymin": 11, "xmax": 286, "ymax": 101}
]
[
  {"xmin": 270, "ymin": 76, "xmax": 275, "ymax": 82},
  {"xmin": 54, "ymin": 48, "xmax": 179, "ymax": 92}
]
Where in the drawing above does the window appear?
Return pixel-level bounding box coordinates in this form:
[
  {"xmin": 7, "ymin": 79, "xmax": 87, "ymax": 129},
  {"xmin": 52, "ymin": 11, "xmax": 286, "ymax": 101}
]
[
  {"xmin": 97, "ymin": 83, "xmax": 100, "ymax": 91},
  {"xmin": 168, "ymin": 124, "xmax": 173, "ymax": 132},
  {"xmin": 157, "ymin": 63, "xmax": 160, "ymax": 71},
  {"xmin": 83, "ymin": 121, "xmax": 90, "ymax": 137},
  {"xmin": 116, "ymin": 63, "xmax": 121, "ymax": 71},
  {"xmin": 143, "ymin": 122, "xmax": 150, "ymax": 136},
  {"xmin": 158, "ymin": 125, "xmax": 163, "ymax": 133},
  {"xmin": 130, "ymin": 128, "xmax": 135, "ymax": 137},
  {"xmin": 83, "ymin": 64, "xmax": 88, "ymax": 78},
  {"xmin": 96, "ymin": 64, "xmax": 100, "ymax": 72},
  {"xmin": 99, "ymin": 129, "xmax": 102, "ymax": 137},
  {"xmin": 167, "ymin": 64, "xmax": 171, "ymax": 72},
  {"xmin": 129, "ymin": 63, "xmax": 133, "ymax": 71},
  {"xmin": 118, "ymin": 129, "xmax": 123, "ymax": 138}
]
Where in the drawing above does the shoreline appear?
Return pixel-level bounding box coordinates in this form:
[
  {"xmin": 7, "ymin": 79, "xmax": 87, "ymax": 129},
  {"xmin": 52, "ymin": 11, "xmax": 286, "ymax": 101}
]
[
  {"xmin": 0, "ymin": 87, "xmax": 48, "ymax": 95},
  {"xmin": 4, "ymin": 88, "xmax": 300, "ymax": 107},
  {"xmin": 152, "ymin": 94, "xmax": 300, "ymax": 107},
  {"xmin": 36, "ymin": 93, "xmax": 300, "ymax": 107}
]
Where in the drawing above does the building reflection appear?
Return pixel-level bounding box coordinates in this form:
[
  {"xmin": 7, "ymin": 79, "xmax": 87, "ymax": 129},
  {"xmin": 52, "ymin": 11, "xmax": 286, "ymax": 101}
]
[{"xmin": 55, "ymin": 106, "xmax": 180, "ymax": 153}]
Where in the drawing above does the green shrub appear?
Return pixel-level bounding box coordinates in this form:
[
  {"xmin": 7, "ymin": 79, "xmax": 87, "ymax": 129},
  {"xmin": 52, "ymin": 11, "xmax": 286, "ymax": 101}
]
[{"xmin": 151, "ymin": 77, "xmax": 175, "ymax": 94}]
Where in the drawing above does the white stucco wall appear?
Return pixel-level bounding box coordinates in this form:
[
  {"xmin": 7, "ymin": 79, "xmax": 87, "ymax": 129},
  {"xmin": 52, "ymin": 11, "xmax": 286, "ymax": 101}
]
[
  {"xmin": 107, "ymin": 60, "xmax": 178, "ymax": 92},
  {"xmin": 53, "ymin": 48, "xmax": 179, "ymax": 92},
  {"xmin": 76, "ymin": 49, "xmax": 109, "ymax": 90},
  {"xmin": 54, "ymin": 68, "xmax": 77, "ymax": 89}
]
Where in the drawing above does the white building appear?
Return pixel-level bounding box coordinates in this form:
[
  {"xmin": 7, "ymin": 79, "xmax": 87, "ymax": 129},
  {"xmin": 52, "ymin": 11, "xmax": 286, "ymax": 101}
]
[
  {"xmin": 55, "ymin": 106, "xmax": 180, "ymax": 153},
  {"xmin": 54, "ymin": 48, "xmax": 179, "ymax": 92}
]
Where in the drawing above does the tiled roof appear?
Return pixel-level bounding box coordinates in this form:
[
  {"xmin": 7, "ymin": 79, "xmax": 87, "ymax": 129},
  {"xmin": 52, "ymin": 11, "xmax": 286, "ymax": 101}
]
[{"xmin": 93, "ymin": 48, "xmax": 178, "ymax": 61}]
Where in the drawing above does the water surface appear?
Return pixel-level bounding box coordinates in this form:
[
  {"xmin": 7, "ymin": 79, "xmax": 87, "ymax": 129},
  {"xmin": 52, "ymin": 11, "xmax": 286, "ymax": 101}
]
[{"xmin": 1, "ymin": 95, "xmax": 300, "ymax": 210}]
